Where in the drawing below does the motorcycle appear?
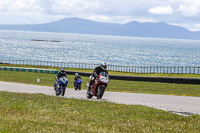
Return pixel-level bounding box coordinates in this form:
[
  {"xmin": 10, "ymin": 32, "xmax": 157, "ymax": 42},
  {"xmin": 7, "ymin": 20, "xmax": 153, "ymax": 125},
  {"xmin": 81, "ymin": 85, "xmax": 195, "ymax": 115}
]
[
  {"xmin": 55, "ymin": 76, "xmax": 68, "ymax": 96},
  {"xmin": 86, "ymin": 71, "xmax": 110, "ymax": 99},
  {"xmin": 74, "ymin": 78, "xmax": 82, "ymax": 90}
]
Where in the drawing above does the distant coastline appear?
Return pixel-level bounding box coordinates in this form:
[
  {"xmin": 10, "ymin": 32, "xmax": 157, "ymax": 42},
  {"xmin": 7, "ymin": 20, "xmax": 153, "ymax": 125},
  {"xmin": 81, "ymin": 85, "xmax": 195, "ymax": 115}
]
[{"xmin": 0, "ymin": 17, "xmax": 200, "ymax": 40}]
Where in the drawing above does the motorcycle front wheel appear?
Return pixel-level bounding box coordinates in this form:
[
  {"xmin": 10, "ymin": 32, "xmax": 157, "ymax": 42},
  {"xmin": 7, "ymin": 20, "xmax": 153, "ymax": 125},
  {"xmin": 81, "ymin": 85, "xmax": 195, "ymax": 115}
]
[
  {"xmin": 56, "ymin": 90, "xmax": 60, "ymax": 96},
  {"xmin": 78, "ymin": 84, "xmax": 81, "ymax": 90},
  {"xmin": 97, "ymin": 86, "xmax": 105, "ymax": 99},
  {"xmin": 55, "ymin": 87, "xmax": 60, "ymax": 96},
  {"xmin": 86, "ymin": 89, "xmax": 93, "ymax": 99},
  {"xmin": 61, "ymin": 86, "xmax": 66, "ymax": 96}
]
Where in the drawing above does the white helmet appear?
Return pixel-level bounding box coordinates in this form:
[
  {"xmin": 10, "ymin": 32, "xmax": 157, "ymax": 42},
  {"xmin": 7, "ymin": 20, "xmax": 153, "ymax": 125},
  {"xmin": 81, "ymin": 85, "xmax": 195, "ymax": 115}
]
[
  {"xmin": 75, "ymin": 73, "xmax": 78, "ymax": 76},
  {"xmin": 100, "ymin": 62, "xmax": 107, "ymax": 70}
]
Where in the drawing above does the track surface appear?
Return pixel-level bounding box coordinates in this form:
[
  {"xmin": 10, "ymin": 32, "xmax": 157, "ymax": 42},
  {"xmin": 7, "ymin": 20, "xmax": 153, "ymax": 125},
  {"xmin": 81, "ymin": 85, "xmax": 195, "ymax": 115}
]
[{"xmin": 0, "ymin": 81, "xmax": 200, "ymax": 115}]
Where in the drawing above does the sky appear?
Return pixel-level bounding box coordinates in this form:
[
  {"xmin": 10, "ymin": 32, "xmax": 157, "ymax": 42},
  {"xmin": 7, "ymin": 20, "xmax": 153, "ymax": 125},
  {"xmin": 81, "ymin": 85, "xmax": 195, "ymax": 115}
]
[{"xmin": 1, "ymin": 0, "xmax": 200, "ymax": 31}]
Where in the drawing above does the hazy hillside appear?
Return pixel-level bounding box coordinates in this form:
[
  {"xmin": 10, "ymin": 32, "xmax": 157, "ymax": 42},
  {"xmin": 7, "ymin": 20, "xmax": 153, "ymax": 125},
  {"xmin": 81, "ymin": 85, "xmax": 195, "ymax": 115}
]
[{"xmin": 0, "ymin": 17, "xmax": 200, "ymax": 40}]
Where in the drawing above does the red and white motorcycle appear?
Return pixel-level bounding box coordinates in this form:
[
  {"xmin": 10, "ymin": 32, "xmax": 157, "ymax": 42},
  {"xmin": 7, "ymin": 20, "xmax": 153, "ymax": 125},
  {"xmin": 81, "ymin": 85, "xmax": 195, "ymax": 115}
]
[{"xmin": 86, "ymin": 72, "xmax": 110, "ymax": 99}]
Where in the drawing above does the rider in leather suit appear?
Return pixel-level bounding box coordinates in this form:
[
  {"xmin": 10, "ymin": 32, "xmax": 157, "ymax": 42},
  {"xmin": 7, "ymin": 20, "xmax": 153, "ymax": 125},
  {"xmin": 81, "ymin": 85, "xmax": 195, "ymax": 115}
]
[
  {"xmin": 54, "ymin": 68, "xmax": 67, "ymax": 90},
  {"xmin": 88, "ymin": 62, "xmax": 108, "ymax": 91}
]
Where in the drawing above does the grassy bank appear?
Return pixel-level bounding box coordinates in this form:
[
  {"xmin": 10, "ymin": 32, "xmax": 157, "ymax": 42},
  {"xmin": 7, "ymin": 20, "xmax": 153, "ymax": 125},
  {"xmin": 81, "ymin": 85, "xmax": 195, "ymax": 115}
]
[
  {"xmin": 1, "ymin": 71, "xmax": 200, "ymax": 97},
  {"xmin": 0, "ymin": 91, "xmax": 199, "ymax": 132}
]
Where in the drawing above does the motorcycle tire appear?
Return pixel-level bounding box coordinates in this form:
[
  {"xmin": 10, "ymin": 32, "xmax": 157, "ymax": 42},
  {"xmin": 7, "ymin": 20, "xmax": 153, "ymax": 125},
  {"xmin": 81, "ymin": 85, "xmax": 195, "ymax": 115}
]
[
  {"xmin": 78, "ymin": 85, "xmax": 81, "ymax": 90},
  {"xmin": 56, "ymin": 91, "xmax": 59, "ymax": 96},
  {"xmin": 97, "ymin": 86, "xmax": 105, "ymax": 99},
  {"xmin": 61, "ymin": 86, "xmax": 66, "ymax": 96},
  {"xmin": 86, "ymin": 89, "xmax": 93, "ymax": 99},
  {"xmin": 55, "ymin": 88, "xmax": 60, "ymax": 96}
]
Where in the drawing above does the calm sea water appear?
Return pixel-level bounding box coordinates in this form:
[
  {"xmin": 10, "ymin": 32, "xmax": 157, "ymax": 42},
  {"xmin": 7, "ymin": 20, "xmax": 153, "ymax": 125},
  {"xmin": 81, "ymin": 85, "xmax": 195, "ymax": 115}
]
[{"xmin": 0, "ymin": 30, "xmax": 200, "ymax": 66}]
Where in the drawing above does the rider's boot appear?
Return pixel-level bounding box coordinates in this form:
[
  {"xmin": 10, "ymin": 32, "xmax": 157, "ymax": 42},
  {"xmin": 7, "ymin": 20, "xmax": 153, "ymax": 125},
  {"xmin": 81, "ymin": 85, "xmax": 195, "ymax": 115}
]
[
  {"xmin": 54, "ymin": 83, "xmax": 57, "ymax": 90},
  {"xmin": 88, "ymin": 84, "xmax": 91, "ymax": 91},
  {"xmin": 87, "ymin": 83, "xmax": 91, "ymax": 92}
]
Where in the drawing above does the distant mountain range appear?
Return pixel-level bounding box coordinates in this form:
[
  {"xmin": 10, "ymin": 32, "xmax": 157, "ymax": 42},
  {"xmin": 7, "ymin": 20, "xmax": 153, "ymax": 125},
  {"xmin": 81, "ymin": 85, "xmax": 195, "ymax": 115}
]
[{"xmin": 0, "ymin": 17, "xmax": 200, "ymax": 40}]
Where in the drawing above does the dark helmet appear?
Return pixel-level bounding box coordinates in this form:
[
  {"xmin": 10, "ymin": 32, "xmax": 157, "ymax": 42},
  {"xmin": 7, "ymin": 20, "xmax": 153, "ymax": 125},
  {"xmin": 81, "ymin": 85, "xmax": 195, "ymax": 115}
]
[
  {"xmin": 60, "ymin": 68, "xmax": 65, "ymax": 73},
  {"xmin": 100, "ymin": 62, "xmax": 107, "ymax": 70}
]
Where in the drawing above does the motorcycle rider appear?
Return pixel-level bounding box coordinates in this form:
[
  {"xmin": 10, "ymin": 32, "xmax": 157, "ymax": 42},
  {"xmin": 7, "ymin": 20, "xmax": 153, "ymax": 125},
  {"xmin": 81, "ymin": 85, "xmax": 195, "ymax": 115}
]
[
  {"xmin": 54, "ymin": 68, "xmax": 67, "ymax": 90},
  {"xmin": 74, "ymin": 73, "xmax": 81, "ymax": 87},
  {"xmin": 88, "ymin": 62, "xmax": 108, "ymax": 91}
]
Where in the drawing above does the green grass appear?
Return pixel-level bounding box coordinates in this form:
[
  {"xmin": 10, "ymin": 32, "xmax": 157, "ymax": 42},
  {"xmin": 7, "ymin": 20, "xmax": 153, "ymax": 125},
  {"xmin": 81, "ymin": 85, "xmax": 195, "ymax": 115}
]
[
  {"xmin": 1, "ymin": 71, "xmax": 200, "ymax": 97},
  {"xmin": 1, "ymin": 64, "xmax": 200, "ymax": 78},
  {"xmin": 0, "ymin": 91, "xmax": 200, "ymax": 132}
]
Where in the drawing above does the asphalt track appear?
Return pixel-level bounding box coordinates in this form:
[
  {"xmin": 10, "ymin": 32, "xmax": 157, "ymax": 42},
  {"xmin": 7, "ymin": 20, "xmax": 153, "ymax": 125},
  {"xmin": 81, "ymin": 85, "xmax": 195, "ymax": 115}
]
[{"xmin": 0, "ymin": 81, "xmax": 200, "ymax": 116}]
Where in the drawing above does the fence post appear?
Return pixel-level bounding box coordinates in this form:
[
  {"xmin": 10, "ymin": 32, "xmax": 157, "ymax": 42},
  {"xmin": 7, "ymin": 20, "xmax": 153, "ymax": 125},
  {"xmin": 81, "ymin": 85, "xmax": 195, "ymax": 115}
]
[
  {"xmin": 159, "ymin": 66, "xmax": 161, "ymax": 73},
  {"xmin": 174, "ymin": 66, "xmax": 175, "ymax": 74},
  {"xmin": 182, "ymin": 66, "xmax": 183, "ymax": 74},
  {"xmin": 149, "ymin": 66, "xmax": 151, "ymax": 73},
  {"xmin": 139, "ymin": 66, "xmax": 140, "ymax": 73},
  {"xmin": 177, "ymin": 66, "xmax": 179, "ymax": 74},
  {"xmin": 164, "ymin": 66, "xmax": 166, "ymax": 74},
  {"xmin": 135, "ymin": 66, "xmax": 136, "ymax": 73}
]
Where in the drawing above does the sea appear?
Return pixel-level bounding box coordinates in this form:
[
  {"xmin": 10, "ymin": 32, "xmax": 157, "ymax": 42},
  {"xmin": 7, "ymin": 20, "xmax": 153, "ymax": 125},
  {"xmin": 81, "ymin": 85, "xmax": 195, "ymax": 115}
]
[{"xmin": 0, "ymin": 30, "xmax": 200, "ymax": 66}]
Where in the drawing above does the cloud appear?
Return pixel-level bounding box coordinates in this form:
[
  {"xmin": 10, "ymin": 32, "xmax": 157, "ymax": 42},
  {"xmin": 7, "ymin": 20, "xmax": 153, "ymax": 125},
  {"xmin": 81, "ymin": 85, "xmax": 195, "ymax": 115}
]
[
  {"xmin": 0, "ymin": 0, "xmax": 170, "ymax": 17},
  {"xmin": 0, "ymin": 11, "xmax": 65, "ymax": 24},
  {"xmin": 0, "ymin": 0, "xmax": 43, "ymax": 12},
  {"xmin": 168, "ymin": 0, "xmax": 200, "ymax": 16},
  {"xmin": 148, "ymin": 6, "xmax": 174, "ymax": 15},
  {"xmin": 177, "ymin": 3, "xmax": 200, "ymax": 16},
  {"xmin": 50, "ymin": 0, "xmax": 90, "ymax": 14},
  {"xmin": 192, "ymin": 23, "xmax": 200, "ymax": 31}
]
